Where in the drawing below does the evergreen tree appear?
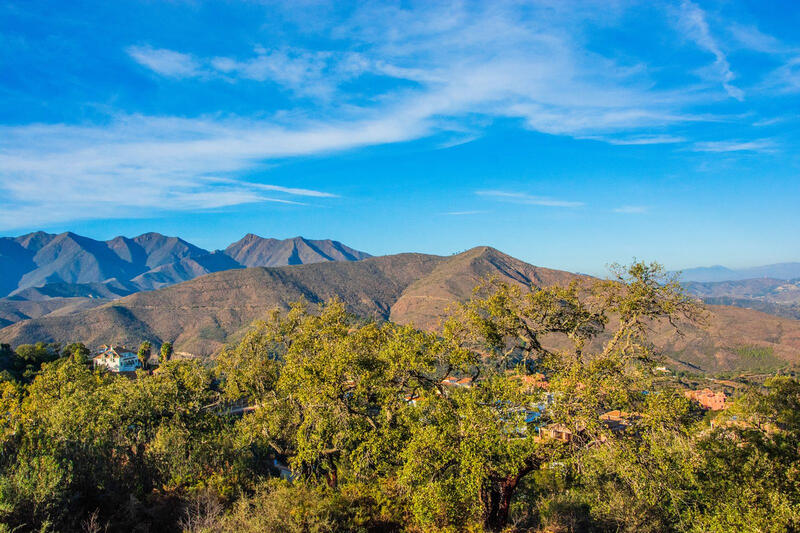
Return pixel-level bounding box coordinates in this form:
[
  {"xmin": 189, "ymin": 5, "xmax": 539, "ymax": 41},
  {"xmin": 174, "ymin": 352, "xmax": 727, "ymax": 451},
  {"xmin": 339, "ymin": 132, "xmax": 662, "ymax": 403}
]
[
  {"xmin": 160, "ymin": 342, "xmax": 173, "ymax": 365},
  {"xmin": 137, "ymin": 341, "xmax": 152, "ymax": 369}
]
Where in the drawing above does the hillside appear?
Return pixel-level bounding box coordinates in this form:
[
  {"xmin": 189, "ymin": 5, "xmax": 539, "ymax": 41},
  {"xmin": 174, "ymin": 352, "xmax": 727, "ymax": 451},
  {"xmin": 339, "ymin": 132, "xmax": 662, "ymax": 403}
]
[
  {"xmin": 389, "ymin": 247, "xmax": 580, "ymax": 328},
  {"xmin": 683, "ymin": 278, "xmax": 800, "ymax": 320},
  {"xmin": 0, "ymin": 298, "xmax": 108, "ymax": 329},
  {"xmin": 2, "ymin": 247, "xmax": 799, "ymax": 373},
  {"xmin": 0, "ymin": 252, "xmax": 443, "ymax": 355}
]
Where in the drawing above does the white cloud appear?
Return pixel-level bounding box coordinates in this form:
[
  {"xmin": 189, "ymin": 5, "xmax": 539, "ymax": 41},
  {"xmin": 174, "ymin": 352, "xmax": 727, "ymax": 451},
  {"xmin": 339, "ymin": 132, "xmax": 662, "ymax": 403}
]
[
  {"xmin": 692, "ymin": 139, "xmax": 776, "ymax": 153},
  {"xmin": 676, "ymin": 1, "xmax": 743, "ymax": 100},
  {"xmin": 127, "ymin": 45, "xmax": 201, "ymax": 78},
  {"xmin": 0, "ymin": 115, "xmax": 373, "ymax": 229},
  {"xmin": 206, "ymin": 178, "xmax": 339, "ymax": 198},
  {"xmin": 210, "ymin": 48, "xmax": 341, "ymax": 98},
  {"xmin": 2, "ymin": 1, "xmax": 770, "ymax": 229},
  {"xmin": 752, "ymin": 117, "xmax": 786, "ymax": 127},
  {"xmin": 131, "ymin": 45, "xmax": 425, "ymax": 98},
  {"xmin": 728, "ymin": 23, "xmax": 792, "ymax": 55},
  {"xmin": 765, "ymin": 57, "xmax": 800, "ymax": 94},
  {"xmin": 476, "ymin": 191, "xmax": 584, "ymax": 208},
  {"xmin": 597, "ymin": 135, "xmax": 686, "ymax": 146}
]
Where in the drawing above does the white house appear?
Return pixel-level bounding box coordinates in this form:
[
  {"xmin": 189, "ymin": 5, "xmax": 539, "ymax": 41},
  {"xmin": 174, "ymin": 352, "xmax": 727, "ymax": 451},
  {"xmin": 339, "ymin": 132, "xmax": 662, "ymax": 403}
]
[{"xmin": 92, "ymin": 345, "xmax": 142, "ymax": 372}]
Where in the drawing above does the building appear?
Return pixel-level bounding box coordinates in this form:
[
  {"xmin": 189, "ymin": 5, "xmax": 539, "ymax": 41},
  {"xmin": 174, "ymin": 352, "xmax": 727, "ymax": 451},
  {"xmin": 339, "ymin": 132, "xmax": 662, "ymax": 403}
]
[
  {"xmin": 92, "ymin": 345, "xmax": 142, "ymax": 373},
  {"xmin": 515, "ymin": 372, "xmax": 550, "ymax": 391},
  {"xmin": 537, "ymin": 423, "xmax": 573, "ymax": 442},
  {"xmin": 441, "ymin": 376, "xmax": 473, "ymax": 388},
  {"xmin": 599, "ymin": 410, "xmax": 639, "ymax": 432},
  {"xmin": 685, "ymin": 388, "xmax": 728, "ymax": 411}
]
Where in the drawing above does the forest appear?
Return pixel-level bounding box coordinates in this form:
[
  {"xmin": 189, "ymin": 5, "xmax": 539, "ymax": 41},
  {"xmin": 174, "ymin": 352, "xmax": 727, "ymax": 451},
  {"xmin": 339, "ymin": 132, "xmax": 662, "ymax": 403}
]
[{"xmin": 0, "ymin": 263, "xmax": 798, "ymax": 532}]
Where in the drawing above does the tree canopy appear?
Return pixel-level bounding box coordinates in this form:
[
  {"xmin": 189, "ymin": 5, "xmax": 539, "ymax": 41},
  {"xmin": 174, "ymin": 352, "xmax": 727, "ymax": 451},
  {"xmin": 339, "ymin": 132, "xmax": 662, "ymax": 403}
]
[{"xmin": 0, "ymin": 262, "xmax": 797, "ymax": 532}]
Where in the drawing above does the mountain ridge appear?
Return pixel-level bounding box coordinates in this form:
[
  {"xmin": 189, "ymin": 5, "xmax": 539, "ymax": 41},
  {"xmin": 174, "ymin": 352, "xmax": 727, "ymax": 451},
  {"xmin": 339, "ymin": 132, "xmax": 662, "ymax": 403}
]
[
  {"xmin": 2, "ymin": 246, "xmax": 799, "ymax": 373},
  {"xmin": 0, "ymin": 230, "xmax": 371, "ymax": 298},
  {"xmin": 679, "ymin": 262, "xmax": 800, "ymax": 282}
]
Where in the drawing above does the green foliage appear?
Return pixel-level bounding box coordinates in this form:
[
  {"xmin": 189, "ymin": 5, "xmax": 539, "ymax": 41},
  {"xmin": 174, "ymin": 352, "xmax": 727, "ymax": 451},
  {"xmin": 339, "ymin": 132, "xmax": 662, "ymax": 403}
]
[
  {"xmin": 0, "ymin": 262, "xmax": 798, "ymax": 532},
  {"xmin": 138, "ymin": 340, "xmax": 152, "ymax": 369},
  {"xmin": 0, "ymin": 342, "xmax": 60, "ymax": 383},
  {"xmin": 732, "ymin": 344, "xmax": 783, "ymax": 371},
  {"xmin": 160, "ymin": 341, "xmax": 173, "ymax": 365},
  {"xmin": 62, "ymin": 342, "xmax": 90, "ymax": 365},
  {"xmin": 217, "ymin": 480, "xmax": 402, "ymax": 533}
]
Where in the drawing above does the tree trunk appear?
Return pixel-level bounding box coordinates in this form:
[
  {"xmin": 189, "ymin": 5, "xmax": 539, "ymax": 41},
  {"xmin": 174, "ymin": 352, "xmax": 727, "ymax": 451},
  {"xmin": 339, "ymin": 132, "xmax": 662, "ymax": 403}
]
[
  {"xmin": 325, "ymin": 456, "xmax": 338, "ymax": 488},
  {"xmin": 484, "ymin": 456, "xmax": 541, "ymax": 531},
  {"xmin": 485, "ymin": 477, "xmax": 519, "ymax": 531}
]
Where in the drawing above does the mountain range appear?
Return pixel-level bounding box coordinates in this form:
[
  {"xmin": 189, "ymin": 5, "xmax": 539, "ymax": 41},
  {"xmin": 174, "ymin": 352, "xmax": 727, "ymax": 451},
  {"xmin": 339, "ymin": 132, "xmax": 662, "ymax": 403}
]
[
  {"xmin": 678, "ymin": 262, "xmax": 800, "ymax": 283},
  {"xmin": 682, "ymin": 278, "xmax": 800, "ymax": 321},
  {"xmin": 2, "ymin": 246, "xmax": 799, "ymax": 373},
  {"xmin": 0, "ymin": 231, "xmax": 370, "ymax": 327}
]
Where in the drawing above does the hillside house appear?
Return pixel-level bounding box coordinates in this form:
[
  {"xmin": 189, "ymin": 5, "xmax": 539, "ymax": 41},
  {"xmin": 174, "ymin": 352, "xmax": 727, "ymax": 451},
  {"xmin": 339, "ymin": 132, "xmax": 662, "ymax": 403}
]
[
  {"xmin": 685, "ymin": 388, "xmax": 727, "ymax": 411},
  {"xmin": 515, "ymin": 372, "xmax": 550, "ymax": 391},
  {"xmin": 93, "ymin": 345, "xmax": 142, "ymax": 373},
  {"xmin": 537, "ymin": 423, "xmax": 573, "ymax": 442},
  {"xmin": 599, "ymin": 410, "xmax": 639, "ymax": 432},
  {"xmin": 441, "ymin": 376, "xmax": 473, "ymax": 388}
]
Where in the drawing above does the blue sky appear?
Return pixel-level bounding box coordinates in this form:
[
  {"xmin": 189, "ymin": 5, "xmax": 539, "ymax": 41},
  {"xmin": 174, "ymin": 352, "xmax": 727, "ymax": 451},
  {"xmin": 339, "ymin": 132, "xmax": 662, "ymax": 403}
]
[{"xmin": 1, "ymin": 0, "xmax": 799, "ymax": 274}]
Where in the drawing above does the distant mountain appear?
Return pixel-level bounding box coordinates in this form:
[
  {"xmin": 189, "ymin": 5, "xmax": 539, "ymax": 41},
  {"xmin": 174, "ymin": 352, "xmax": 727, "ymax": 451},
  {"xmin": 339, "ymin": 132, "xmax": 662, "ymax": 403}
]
[
  {"xmin": 698, "ymin": 297, "xmax": 800, "ymax": 321},
  {"xmin": 130, "ymin": 251, "xmax": 243, "ymax": 291},
  {"xmin": 2, "ymin": 246, "xmax": 799, "ymax": 374},
  {"xmin": 684, "ymin": 278, "xmax": 800, "ymax": 304},
  {"xmin": 224, "ymin": 234, "xmax": 371, "ymax": 267},
  {"xmin": 0, "ymin": 231, "xmax": 371, "ymax": 328},
  {"xmin": 683, "ymin": 278, "xmax": 800, "ymax": 320},
  {"xmin": 679, "ymin": 263, "xmax": 800, "ymax": 282},
  {"xmin": 9, "ymin": 279, "xmax": 139, "ymax": 300},
  {"xmin": 0, "ymin": 231, "xmax": 371, "ymax": 300},
  {"xmin": 0, "ymin": 231, "xmax": 210, "ymax": 296}
]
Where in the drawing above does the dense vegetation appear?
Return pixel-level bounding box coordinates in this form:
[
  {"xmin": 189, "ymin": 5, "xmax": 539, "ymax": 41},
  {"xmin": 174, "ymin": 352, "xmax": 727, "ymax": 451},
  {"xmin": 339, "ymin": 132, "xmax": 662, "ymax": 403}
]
[{"xmin": 1, "ymin": 263, "xmax": 798, "ymax": 532}]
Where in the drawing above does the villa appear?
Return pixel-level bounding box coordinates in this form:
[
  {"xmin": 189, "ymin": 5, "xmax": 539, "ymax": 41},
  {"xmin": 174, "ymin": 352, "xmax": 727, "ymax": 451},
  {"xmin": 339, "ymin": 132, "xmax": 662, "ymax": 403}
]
[{"xmin": 92, "ymin": 345, "xmax": 142, "ymax": 373}]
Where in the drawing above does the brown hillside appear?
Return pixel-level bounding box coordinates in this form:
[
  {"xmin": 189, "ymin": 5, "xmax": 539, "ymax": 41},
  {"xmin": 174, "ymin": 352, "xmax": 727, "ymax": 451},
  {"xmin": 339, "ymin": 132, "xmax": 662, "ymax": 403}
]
[
  {"xmin": 390, "ymin": 247, "xmax": 582, "ymax": 329},
  {"xmin": 1, "ymin": 247, "xmax": 799, "ymax": 372},
  {"xmin": 0, "ymin": 252, "xmax": 443, "ymax": 355}
]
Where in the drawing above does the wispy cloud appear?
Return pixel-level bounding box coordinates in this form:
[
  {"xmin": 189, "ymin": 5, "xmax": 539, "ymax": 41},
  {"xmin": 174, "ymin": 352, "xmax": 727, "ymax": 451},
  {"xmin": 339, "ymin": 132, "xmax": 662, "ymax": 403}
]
[
  {"xmin": 127, "ymin": 45, "xmax": 201, "ymax": 78},
  {"xmin": 206, "ymin": 178, "xmax": 339, "ymax": 198},
  {"xmin": 765, "ymin": 57, "xmax": 800, "ymax": 94},
  {"xmin": 676, "ymin": 1, "xmax": 743, "ymax": 100},
  {"xmin": 129, "ymin": 45, "xmax": 428, "ymax": 99},
  {"xmin": 600, "ymin": 135, "xmax": 686, "ymax": 146},
  {"xmin": 3, "ymin": 1, "xmax": 785, "ymax": 229},
  {"xmin": 613, "ymin": 205, "xmax": 649, "ymax": 214},
  {"xmin": 477, "ymin": 191, "xmax": 584, "ymax": 208},
  {"xmin": 752, "ymin": 117, "xmax": 786, "ymax": 127},
  {"xmin": 728, "ymin": 23, "xmax": 794, "ymax": 55},
  {"xmin": 0, "ymin": 115, "xmax": 367, "ymax": 228},
  {"xmin": 692, "ymin": 139, "xmax": 776, "ymax": 153}
]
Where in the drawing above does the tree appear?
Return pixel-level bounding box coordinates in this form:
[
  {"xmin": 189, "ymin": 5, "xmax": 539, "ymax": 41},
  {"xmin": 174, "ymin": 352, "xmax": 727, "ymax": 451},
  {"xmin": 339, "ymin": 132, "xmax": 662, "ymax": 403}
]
[
  {"xmin": 220, "ymin": 263, "xmax": 702, "ymax": 531},
  {"xmin": 159, "ymin": 342, "xmax": 173, "ymax": 365},
  {"xmin": 226, "ymin": 299, "xmax": 476, "ymax": 492},
  {"xmin": 63, "ymin": 342, "xmax": 91, "ymax": 365},
  {"xmin": 4, "ymin": 262, "xmax": 797, "ymax": 532},
  {"xmin": 399, "ymin": 262, "xmax": 702, "ymax": 531},
  {"xmin": 137, "ymin": 341, "xmax": 152, "ymax": 369},
  {"xmin": 6, "ymin": 342, "xmax": 59, "ymax": 382}
]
